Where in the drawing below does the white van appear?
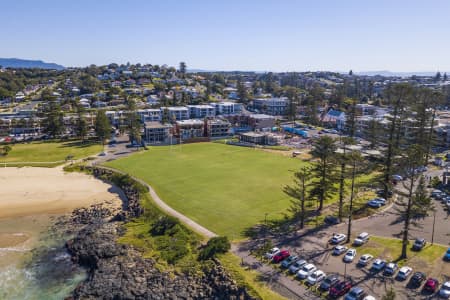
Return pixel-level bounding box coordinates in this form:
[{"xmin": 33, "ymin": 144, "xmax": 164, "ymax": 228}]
[{"xmin": 354, "ymin": 232, "xmax": 370, "ymax": 246}]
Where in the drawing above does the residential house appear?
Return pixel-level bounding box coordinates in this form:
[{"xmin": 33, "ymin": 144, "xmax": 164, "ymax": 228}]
[{"xmin": 322, "ymin": 109, "xmax": 346, "ymax": 130}]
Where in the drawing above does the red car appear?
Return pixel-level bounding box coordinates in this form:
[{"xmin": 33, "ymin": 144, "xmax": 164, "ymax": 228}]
[
  {"xmin": 329, "ymin": 280, "xmax": 352, "ymax": 298},
  {"xmin": 272, "ymin": 249, "xmax": 290, "ymax": 263},
  {"xmin": 423, "ymin": 278, "xmax": 439, "ymax": 293}
]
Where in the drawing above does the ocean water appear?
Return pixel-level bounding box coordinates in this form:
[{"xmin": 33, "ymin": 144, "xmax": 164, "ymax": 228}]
[{"xmin": 0, "ymin": 216, "xmax": 86, "ymax": 300}]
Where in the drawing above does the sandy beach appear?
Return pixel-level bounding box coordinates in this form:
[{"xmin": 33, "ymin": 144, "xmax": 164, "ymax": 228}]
[{"xmin": 0, "ymin": 166, "xmax": 124, "ymax": 267}]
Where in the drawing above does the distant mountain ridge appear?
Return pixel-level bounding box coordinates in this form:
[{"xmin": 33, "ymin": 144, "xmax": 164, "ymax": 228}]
[{"xmin": 0, "ymin": 58, "xmax": 64, "ymax": 70}]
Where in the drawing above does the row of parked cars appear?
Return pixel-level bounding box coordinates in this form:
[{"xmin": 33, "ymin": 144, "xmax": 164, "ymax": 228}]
[
  {"xmin": 265, "ymin": 246, "xmax": 376, "ymax": 299},
  {"xmin": 329, "ymin": 232, "xmax": 450, "ymax": 297},
  {"xmin": 431, "ymin": 189, "xmax": 450, "ymax": 210}
]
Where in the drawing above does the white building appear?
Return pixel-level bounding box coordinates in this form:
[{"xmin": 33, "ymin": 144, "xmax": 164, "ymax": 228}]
[
  {"xmin": 214, "ymin": 101, "xmax": 242, "ymax": 115},
  {"xmin": 186, "ymin": 105, "xmax": 216, "ymax": 119},
  {"xmin": 160, "ymin": 106, "xmax": 189, "ymax": 121}
]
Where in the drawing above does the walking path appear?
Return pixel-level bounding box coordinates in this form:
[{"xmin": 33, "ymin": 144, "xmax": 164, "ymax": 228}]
[{"xmin": 97, "ymin": 165, "xmax": 217, "ymax": 239}]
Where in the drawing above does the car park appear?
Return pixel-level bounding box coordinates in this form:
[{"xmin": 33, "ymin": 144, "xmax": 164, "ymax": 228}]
[
  {"xmin": 423, "ymin": 278, "xmax": 439, "ymax": 293},
  {"xmin": 370, "ymin": 259, "xmax": 386, "ymax": 272},
  {"xmin": 383, "ymin": 262, "xmax": 398, "ymax": 276},
  {"xmin": 280, "ymin": 255, "xmax": 299, "ymax": 268},
  {"xmin": 444, "ymin": 247, "xmax": 450, "ymax": 261},
  {"xmin": 353, "ymin": 232, "xmax": 370, "ymax": 246},
  {"xmin": 265, "ymin": 247, "xmax": 280, "ymax": 260},
  {"xmin": 306, "ymin": 270, "xmax": 326, "ymax": 285},
  {"xmin": 396, "ymin": 266, "xmax": 412, "ymax": 280},
  {"xmin": 344, "ymin": 286, "xmax": 366, "ymax": 300},
  {"xmin": 343, "ymin": 249, "xmax": 357, "ymax": 263},
  {"xmin": 319, "ymin": 274, "xmax": 339, "ymax": 291},
  {"xmin": 439, "ymin": 281, "xmax": 450, "ymax": 298},
  {"xmin": 409, "ymin": 272, "xmax": 426, "ymax": 288},
  {"xmin": 412, "ymin": 238, "xmax": 426, "ymax": 251},
  {"xmin": 357, "ymin": 254, "xmax": 373, "ymax": 267},
  {"xmin": 330, "ymin": 233, "xmax": 346, "ymax": 244},
  {"xmin": 296, "ymin": 263, "xmax": 317, "ymax": 279},
  {"xmin": 272, "ymin": 249, "xmax": 290, "ymax": 263},
  {"xmin": 289, "ymin": 259, "xmax": 307, "ymax": 274},
  {"xmin": 333, "ymin": 245, "xmax": 348, "ymax": 256},
  {"xmin": 329, "ymin": 280, "xmax": 352, "ymax": 298}
]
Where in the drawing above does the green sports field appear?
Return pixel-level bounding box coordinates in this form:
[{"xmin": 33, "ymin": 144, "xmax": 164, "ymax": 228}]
[
  {"xmin": 106, "ymin": 143, "xmax": 307, "ymax": 239},
  {"xmin": 0, "ymin": 141, "xmax": 102, "ymax": 166}
]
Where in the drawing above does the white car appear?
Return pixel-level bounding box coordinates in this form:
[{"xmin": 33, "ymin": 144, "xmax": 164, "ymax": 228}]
[
  {"xmin": 333, "ymin": 245, "xmax": 348, "ymax": 256},
  {"xmin": 265, "ymin": 247, "xmax": 280, "ymax": 260},
  {"xmin": 296, "ymin": 263, "xmax": 317, "ymax": 279},
  {"xmin": 343, "ymin": 249, "xmax": 357, "ymax": 262},
  {"xmin": 363, "ymin": 296, "xmax": 376, "ymax": 300},
  {"xmin": 440, "ymin": 281, "xmax": 450, "ymax": 298},
  {"xmin": 357, "ymin": 254, "xmax": 373, "ymax": 266},
  {"xmin": 396, "ymin": 266, "xmax": 412, "ymax": 280},
  {"xmin": 306, "ymin": 270, "xmax": 326, "ymax": 285},
  {"xmin": 330, "ymin": 233, "xmax": 346, "ymax": 244}
]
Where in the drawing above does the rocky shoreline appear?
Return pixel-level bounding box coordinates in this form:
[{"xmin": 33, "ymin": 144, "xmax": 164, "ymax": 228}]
[{"xmin": 63, "ymin": 167, "xmax": 254, "ymax": 300}]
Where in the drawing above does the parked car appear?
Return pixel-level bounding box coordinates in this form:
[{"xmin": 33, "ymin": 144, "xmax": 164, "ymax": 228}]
[
  {"xmin": 324, "ymin": 215, "xmax": 340, "ymax": 225},
  {"xmin": 265, "ymin": 247, "xmax": 280, "ymax": 260},
  {"xmin": 383, "ymin": 262, "xmax": 398, "ymax": 276},
  {"xmin": 344, "ymin": 286, "xmax": 366, "ymax": 300},
  {"xmin": 412, "ymin": 238, "xmax": 426, "ymax": 251},
  {"xmin": 396, "ymin": 266, "xmax": 412, "ymax": 280},
  {"xmin": 329, "ymin": 280, "xmax": 353, "ymax": 298},
  {"xmin": 439, "ymin": 281, "xmax": 450, "ymax": 298},
  {"xmin": 444, "ymin": 247, "xmax": 450, "ymax": 261},
  {"xmin": 281, "ymin": 255, "xmax": 299, "ymax": 268},
  {"xmin": 370, "ymin": 259, "xmax": 386, "ymax": 272},
  {"xmin": 392, "ymin": 174, "xmax": 403, "ymax": 181},
  {"xmin": 272, "ymin": 249, "xmax": 290, "ymax": 263},
  {"xmin": 353, "ymin": 232, "xmax": 370, "ymax": 246},
  {"xmin": 296, "ymin": 263, "xmax": 317, "ymax": 279},
  {"xmin": 409, "ymin": 272, "xmax": 426, "ymax": 288},
  {"xmin": 357, "ymin": 254, "xmax": 373, "ymax": 267},
  {"xmin": 289, "ymin": 259, "xmax": 307, "ymax": 274},
  {"xmin": 423, "ymin": 278, "xmax": 439, "ymax": 293},
  {"xmin": 343, "ymin": 249, "xmax": 357, "ymax": 263},
  {"xmin": 431, "ymin": 189, "xmax": 442, "ymax": 198},
  {"xmin": 319, "ymin": 274, "xmax": 339, "ymax": 291},
  {"xmin": 306, "ymin": 270, "xmax": 326, "ymax": 285},
  {"xmin": 330, "ymin": 233, "xmax": 346, "ymax": 244},
  {"xmin": 376, "ymin": 189, "xmax": 393, "ymax": 198},
  {"xmin": 363, "ymin": 296, "xmax": 376, "ymax": 300},
  {"xmin": 333, "ymin": 245, "xmax": 348, "ymax": 256}
]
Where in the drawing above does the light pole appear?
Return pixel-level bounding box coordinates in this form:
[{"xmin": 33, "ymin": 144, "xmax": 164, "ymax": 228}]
[
  {"xmin": 344, "ymin": 262, "xmax": 347, "ymax": 280},
  {"xmin": 431, "ymin": 208, "xmax": 436, "ymax": 245},
  {"xmin": 264, "ymin": 213, "xmax": 268, "ymax": 250}
]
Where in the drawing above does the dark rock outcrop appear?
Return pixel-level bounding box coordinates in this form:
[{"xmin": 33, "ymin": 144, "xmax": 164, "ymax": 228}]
[{"xmin": 65, "ymin": 167, "xmax": 255, "ymax": 300}]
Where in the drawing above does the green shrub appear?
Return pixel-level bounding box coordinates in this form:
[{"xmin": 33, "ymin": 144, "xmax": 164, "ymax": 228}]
[
  {"xmin": 199, "ymin": 236, "xmax": 231, "ymax": 260},
  {"xmin": 150, "ymin": 215, "xmax": 180, "ymax": 236}
]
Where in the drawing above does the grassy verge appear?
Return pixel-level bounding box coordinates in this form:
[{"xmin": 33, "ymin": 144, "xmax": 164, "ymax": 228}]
[
  {"xmin": 359, "ymin": 236, "xmax": 448, "ymax": 274},
  {"xmin": 218, "ymin": 252, "xmax": 287, "ymax": 300},
  {"xmin": 0, "ymin": 140, "xmax": 102, "ymax": 166}
]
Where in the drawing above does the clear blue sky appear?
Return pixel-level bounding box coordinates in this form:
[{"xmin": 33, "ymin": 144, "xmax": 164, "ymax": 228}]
[{"xmin": 2, "ymin": 0, "xmax": 449, "ymax": 72}]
